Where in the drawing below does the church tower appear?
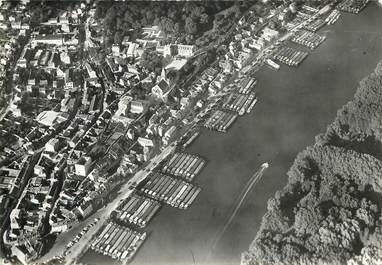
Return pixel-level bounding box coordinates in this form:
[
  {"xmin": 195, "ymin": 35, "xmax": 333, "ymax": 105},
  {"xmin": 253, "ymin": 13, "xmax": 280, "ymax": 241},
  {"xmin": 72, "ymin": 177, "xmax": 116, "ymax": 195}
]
[{"xmin": 160, "ymin": 68, "xmax": 167, "ymax": 82}]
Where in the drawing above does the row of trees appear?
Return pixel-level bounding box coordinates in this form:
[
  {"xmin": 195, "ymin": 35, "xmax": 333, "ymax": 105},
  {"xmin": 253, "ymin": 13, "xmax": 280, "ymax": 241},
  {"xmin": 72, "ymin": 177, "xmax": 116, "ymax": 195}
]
[
  {"xmin": 242, "ymin": 59, "xmax": 382, "ymax": 264},
  {"xmin": 95, "ymin": 2, "xmax": 234, "ymax": 47}
]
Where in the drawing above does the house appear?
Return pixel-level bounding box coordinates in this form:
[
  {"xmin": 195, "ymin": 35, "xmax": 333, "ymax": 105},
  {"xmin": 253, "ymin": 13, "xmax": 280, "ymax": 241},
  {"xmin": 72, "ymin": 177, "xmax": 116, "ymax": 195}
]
[
  {"xmin": 238, "ymin": 16, "xmax": 246, "ymax": 26},
  {"xmin": 163, "ymin": 125, "xmax": 176, "ymax": 144},
  {"xmin": 76, "ymin": 201, "xmax": 93, "ymax": 218},
  {"xmin": 45, "ymin": 138, "xmax": 60, "ymax": 153},
  {"xmin": 126, "ymin": 42, "xmax": 139, "ymax": 58},
  {"xmin": 111, "ymin": 45, "xmax": 120, "ymax": 56},
  {"xmin": 219, "ymin": 60, "xmax": 233, "ymax": 73},
  {"xmin": 130, "ymin": 100, "xmax": 148, "ymax": 114},
  {"xmin": 262, "ymin": 27, "xmax": 279, "ymax": 42},
  {"xmin": 11, "ymin": 245, "xmax": 38, "ymax": 265},
  {"xmin": 74, "ymin": 156, "xmax": 92, "ymax": 177},
  {"xmin": 115, "ymin": 95, "xmax": 133, "ymax": 117},
  {"xmin": 138, "ymin": 137, "xmax": 154, "ymax": 147},
  {"xmin": 85, "ymin": 62, "xmax": 97, "ymax": 81}
]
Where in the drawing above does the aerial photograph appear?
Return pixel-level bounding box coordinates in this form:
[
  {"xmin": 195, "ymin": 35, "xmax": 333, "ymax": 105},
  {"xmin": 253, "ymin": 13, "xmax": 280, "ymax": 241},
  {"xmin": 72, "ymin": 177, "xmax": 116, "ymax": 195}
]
[{"xmin": 0, "ymin": 0, "xmax": 381, "ymax": 265}]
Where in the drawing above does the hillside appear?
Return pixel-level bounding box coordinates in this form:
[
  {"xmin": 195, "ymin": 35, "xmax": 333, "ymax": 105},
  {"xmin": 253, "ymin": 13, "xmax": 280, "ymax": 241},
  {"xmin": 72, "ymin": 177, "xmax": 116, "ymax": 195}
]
[{"xmin": 242, "ymin": 62, "xmax": 382, "ymax": 265}]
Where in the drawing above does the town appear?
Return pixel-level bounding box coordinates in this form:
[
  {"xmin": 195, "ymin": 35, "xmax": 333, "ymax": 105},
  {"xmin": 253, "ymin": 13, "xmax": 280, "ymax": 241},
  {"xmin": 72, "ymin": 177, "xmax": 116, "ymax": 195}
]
[{"xmin": 0, "ymin": 0, "xmax": 371, "ymax": 265}]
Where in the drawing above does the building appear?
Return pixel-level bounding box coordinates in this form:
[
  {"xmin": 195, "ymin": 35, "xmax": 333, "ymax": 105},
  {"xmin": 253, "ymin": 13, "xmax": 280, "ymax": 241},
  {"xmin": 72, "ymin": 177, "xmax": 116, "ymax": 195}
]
[
  {"xmin": 85, "ymin": 62, "xmax": 97, "ymax": 81},
  {"xmin": 115, "ymin": 95, "xmax": 133, "ymax": 117},
  {"xmin": 151, "ymin": 68, "xmax": 171, "ymax": 102},
  {"xmin": 35, "ymin": 111, "xmax": 68, "ymax": 127},
  {"xmin": 32, "ymin": 35, "xmax": 64, "ymax": 46},
  {"xmin": 126, "ymin": 42, "xmax": 139, "ymax": 58},
  {"xmin": 177, "ymin": 44, "xmax": 195, "ymax": 57},
  {"xmin": 164, "ymin": 44, "xmax": 195, "ymax": 58},
  {"xmin": 163, "ymin": 125, "xmax": 176, "ymax": 144},
  {"xmin": 262, "ymin": 27, "xmax": 279, "ymax": 42},
  {"xmin": 45, "ymin": 138, "xmax": 60, "ymax": 153},
  {"xmin": 74, "ymin": 156, "xmax": 92, "ymax": 177},
  {"xmin": 130, "ymin": 100, "xmax": 148, "ymax": 114},
  {"xmin": 138, "ymin": 137, "xmax": 154, "ymax": 147}
]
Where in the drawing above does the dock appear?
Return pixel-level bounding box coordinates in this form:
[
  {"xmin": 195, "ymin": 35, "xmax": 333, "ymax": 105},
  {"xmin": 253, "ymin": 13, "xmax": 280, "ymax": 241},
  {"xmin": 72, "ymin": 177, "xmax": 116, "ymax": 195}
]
[
  {"xmin": 304, "ymin": 18, "xmax": 326, "ymax": 32},
  {"xmin": 182, "ymin": 131, "xmax": 200, "ymax": 149},
  {"xmin": 162, "ymin": 152, "xmax": 205, "ymax": 181},
  {"xmin": 140, "ymin": 173, "xmax": 201, "ymax": 209},
  {"xmin": 204, "ymin": 110, "xmax": 238, "ymax": 132},
  {"xmin": 325, "ymin": 9, "xmax": 341, "ymax": 25},
  {"xmin": 222, "ymin": 93, "xmax": 257, "ymax": 115},
  {"xmin": 338, "ymin": 0, "xmax": 369, "ymax": 14},
  {"xmin": 273, "ymin": 46, "xmax": 309, "ymax": 67},
  {"xmin": 90, "ymin": 222, "xmax": 146, "ymax": 264},
  {"xmin": 266, "ymin": 59, "xmax": 280, "ymax": 70},
  {"xmin": 292, "ymin": 29, "xmax": 326, "ymax": 50},
  {"xmin": 113, "ymin": 194, "xmax": 161, "ymax": 228}
]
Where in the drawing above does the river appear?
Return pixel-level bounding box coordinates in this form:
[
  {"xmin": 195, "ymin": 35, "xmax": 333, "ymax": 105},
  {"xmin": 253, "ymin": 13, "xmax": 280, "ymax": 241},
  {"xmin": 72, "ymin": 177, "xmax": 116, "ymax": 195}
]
[{"xmin": 82, "ymin": 3, "xmax": 382, "ymax": 265}]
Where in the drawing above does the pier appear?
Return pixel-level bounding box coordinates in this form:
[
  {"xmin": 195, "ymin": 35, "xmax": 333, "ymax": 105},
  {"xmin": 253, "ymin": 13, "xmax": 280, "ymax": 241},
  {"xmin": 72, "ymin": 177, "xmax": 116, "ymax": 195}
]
[
  {"xmin": 273, "ymin": 46, "xmax": 309, "ymax": 67},
  {"xmin": 222, "ymin": 93, "xmax": 257, "ymax": 115},
  {"xmin": 139, "ymin": 173, "xmax": 201, "ymax": 209},
  {"xmin": 114, "ymin": 194, "xmax": 161, "ymax": 228},
  {"xmin": 292, "ymin": 29, "xmax": 326, "ymax": 50},
  {"xmin": 204, "ymin": 110, "xmax": 238, "ymax": 132},
  {"xmin": 162, "ymin": 152, "xmax": 205, "ymax": 181},
  {"xmin": 90, "ymin": 222, "xmax": 146, "ymax": 264},
  {"xmin": 304, "ymin": 18, "xmax": 326, "ymax": 32}
]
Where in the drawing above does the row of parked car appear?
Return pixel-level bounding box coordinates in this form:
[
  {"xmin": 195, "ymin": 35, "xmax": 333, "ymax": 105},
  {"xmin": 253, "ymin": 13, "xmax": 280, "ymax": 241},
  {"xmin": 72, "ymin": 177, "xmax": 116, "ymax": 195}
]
[{"xmin": 63, "ymin": 217, "xmax": 100, "ymax": 256}]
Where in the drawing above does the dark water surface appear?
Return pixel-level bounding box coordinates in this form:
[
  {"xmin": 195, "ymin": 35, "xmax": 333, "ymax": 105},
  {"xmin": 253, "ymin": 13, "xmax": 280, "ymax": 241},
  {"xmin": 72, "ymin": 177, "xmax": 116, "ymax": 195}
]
[{"xmin": 83, "ymin": 4, "xmax": 382, "ymax": 265}]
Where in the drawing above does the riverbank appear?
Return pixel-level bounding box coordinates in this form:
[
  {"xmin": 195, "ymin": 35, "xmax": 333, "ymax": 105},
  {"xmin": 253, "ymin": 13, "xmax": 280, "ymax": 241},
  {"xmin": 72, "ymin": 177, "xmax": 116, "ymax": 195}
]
[
  {"xmin": 82, "ymin": 3, "xmax": 382, "ymax": 265},
  {"xmin": 242, "ymin": 11, "xmax": 382, "ymax": 265}
]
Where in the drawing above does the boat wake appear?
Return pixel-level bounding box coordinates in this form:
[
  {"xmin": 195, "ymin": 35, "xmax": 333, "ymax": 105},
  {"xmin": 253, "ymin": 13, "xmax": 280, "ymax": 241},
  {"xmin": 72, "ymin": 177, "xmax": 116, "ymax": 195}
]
[{"xmin": 207, "ymin": 162, "xmax": 269, "ymax": 260}]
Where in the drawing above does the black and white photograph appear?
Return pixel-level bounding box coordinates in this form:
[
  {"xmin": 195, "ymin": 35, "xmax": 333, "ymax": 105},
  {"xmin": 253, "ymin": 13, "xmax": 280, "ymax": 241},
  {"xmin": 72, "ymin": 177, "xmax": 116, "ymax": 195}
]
[{"xmin": 0, "ymin": 0, "xmax": 382, "ymax": 265}]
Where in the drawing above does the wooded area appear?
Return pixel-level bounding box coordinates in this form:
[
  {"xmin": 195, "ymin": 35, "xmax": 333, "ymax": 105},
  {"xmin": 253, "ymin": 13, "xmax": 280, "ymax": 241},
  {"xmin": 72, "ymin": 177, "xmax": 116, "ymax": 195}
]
[{"xmin": 242, "ymin": 61, "xmax": 382, "ymax": 265}]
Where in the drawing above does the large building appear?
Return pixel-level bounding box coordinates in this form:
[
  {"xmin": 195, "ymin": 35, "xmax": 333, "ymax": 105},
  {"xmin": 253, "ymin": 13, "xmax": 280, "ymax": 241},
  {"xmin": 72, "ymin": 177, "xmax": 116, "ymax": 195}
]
[{"xmin": 164, "ymin": 44, "xmax": 195, "ymax": 58}]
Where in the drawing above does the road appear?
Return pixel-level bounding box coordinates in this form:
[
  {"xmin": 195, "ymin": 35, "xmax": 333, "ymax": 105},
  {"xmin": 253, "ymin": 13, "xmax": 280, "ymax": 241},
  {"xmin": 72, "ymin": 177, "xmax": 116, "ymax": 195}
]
[
  {"xmin": 34, "ymin": 143, "xmax": 177, "ymax": 265},
  {"xmin": 36, "ymin": 4, "xmax": 332, "ymax": 264},
  {"xmin": 63, "ymin": 143, "xmax": 177, "ymax": 265}
]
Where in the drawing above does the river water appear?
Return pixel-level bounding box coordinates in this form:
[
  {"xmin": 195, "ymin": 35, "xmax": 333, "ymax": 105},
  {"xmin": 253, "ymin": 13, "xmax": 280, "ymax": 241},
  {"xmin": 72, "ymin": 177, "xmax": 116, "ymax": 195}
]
[{"xmin": 82, "ymin": 3, "xmax": 382, "ymax": 265}]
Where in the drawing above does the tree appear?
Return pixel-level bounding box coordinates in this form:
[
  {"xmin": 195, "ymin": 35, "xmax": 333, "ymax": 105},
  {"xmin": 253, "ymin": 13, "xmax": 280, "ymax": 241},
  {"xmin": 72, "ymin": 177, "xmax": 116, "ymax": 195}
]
[
  {"xmin": 185, "ymin": 17, "xmax": 197, "ymax": 35},
  {"xmin": 113, "ymin": 31, "xmax": 124, "ymax": 45},
  {"xmin": 174, "ymin": 22, "xmax": 181, "ymax": 35},
  {"xmin": 140, "ymin": 50, "xmax": 164, "ymax": 74},
  {"xmin": 159, "ymin": 17, "xmax": 174, "ymax": 34},
  {"xmin": 200, "ymin": 13, "xmax": 209, "ymax": 24},
  {"xmin": 244, "ymin": 59, "xmax": 382, "ymax": 265}
]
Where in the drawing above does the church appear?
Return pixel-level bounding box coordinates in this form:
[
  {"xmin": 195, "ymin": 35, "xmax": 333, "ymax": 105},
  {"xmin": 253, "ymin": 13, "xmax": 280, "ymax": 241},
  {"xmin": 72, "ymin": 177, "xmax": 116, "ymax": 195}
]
[{"xmin": 151, "ymin": 68, "xmax": 172, "ymax": 102}]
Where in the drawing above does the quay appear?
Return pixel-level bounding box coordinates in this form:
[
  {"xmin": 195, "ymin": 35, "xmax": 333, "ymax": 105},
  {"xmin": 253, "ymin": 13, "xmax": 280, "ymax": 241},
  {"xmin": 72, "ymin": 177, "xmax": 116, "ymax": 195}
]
[
  {"xmin": 204, "ymin": 110, "xmax": 238, "ymax": 133},
  {"xmin": 113, "ymin": 194, "xmax": 161, "ymax": 228},
  {"xmin": 292, "ymin": 29, "xmax": 326, "ymax": 50},
  {"xmin": 162, "ymin": 152, "xmax": 205, "ymax": 181},
  {"xmin": 139, "ymin": 173, "xmax": 201, "ymax": 209},
  {"xmin": 273, "ymin": 46, "xmax": 309, "ymax": 67},
  {"xmin": 90, "ymin": 222, "xmax": 146, "ymax": 264}
]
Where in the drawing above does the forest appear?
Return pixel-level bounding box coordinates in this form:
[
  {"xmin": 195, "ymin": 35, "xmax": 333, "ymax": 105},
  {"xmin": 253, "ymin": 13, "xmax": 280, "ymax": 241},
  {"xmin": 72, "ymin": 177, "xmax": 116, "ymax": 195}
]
[
  {"xmin": 93, "ymin": 1, "xmax": 240, "ymax": 47},
  {"xmin": 242, "ymin": 62, "xmax": 382, "ymax": 265}
]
